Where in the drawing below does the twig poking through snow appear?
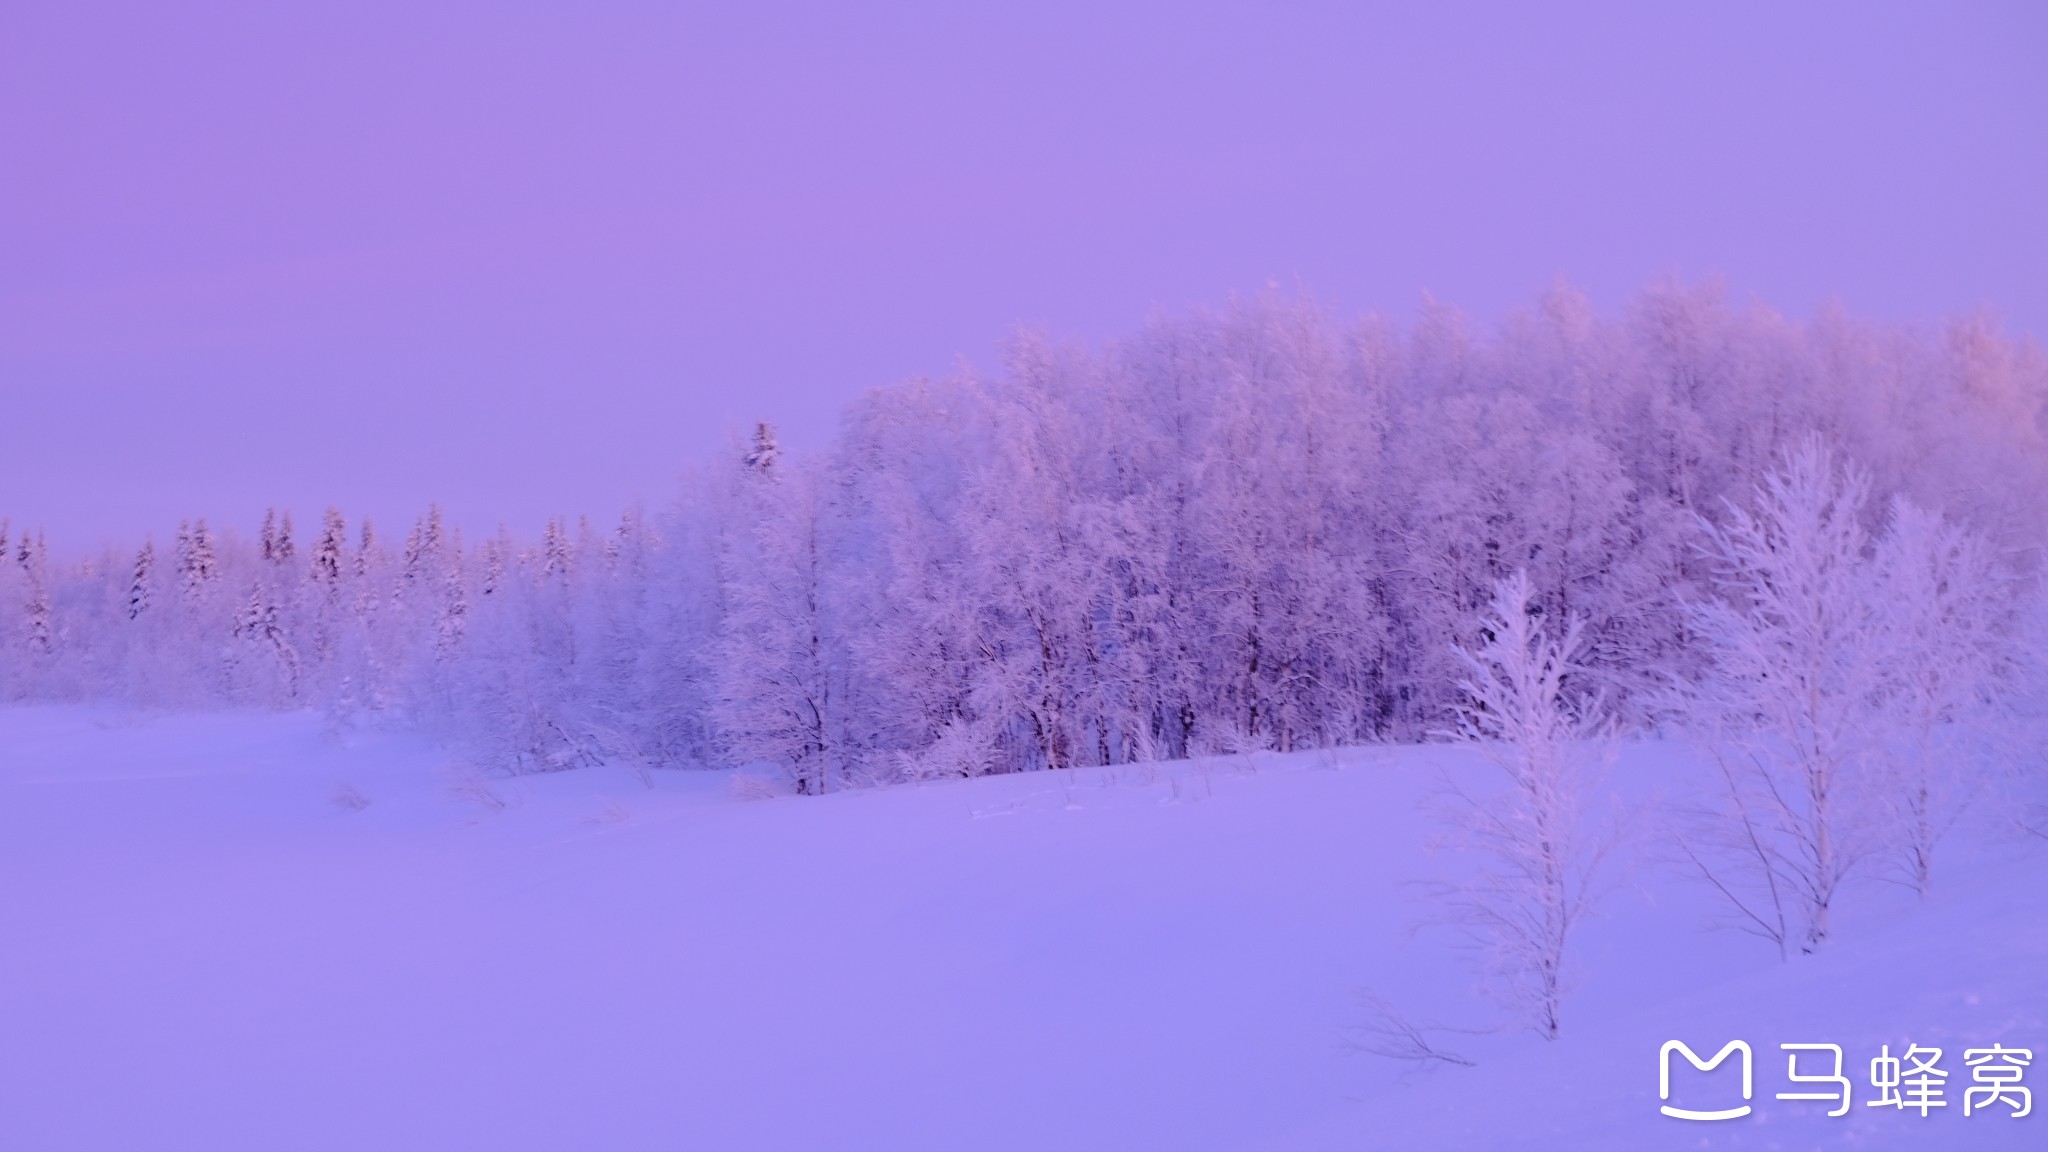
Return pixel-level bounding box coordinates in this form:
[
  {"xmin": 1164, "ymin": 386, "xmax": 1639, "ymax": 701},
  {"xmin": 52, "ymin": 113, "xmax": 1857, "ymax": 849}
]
[
  {"xmin": 729, "ymin": 771, "xmax": 784, "ymax": 801},
  {"xmin": 442, "ymin": 762, "xmax": 509, "ymax": 814},
  {"xmin": 1345, "ymin": 991, "xmax": 1484, "ymax": 1069},
  {"xmin": 328, "ymin": 781, "xmax": 371, "ymax": 812}
]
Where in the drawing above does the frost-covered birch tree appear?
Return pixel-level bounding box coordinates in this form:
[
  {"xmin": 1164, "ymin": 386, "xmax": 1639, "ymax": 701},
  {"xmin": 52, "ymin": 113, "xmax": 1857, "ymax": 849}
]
[
  {"xmin": 1674, "ymin": 437, "xmax": 1885, "ymax": 956},
  {"xmin": 715, "ymin": 436, "xmax": 847, "ymax": 793},
  {"xmin": 1433, "ymin": 569, "xmax": 1616, "ymax": 1039},
  {"xmin": 1869, "ymin": 498, "xmax": 2012, "ymax": 894}
]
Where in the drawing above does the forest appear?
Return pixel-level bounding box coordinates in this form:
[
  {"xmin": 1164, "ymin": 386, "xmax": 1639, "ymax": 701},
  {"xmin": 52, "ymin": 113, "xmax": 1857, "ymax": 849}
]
[{"xmin": 4, "ymin": 282, "xmax": 2044, "ymax": 800}]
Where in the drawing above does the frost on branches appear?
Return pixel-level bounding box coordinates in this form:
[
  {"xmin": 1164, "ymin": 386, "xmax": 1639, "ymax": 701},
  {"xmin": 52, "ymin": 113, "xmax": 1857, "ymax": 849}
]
[
  {"xmin": 1670, "ymin": 438, "xmax": 2018, "ymax": 956},
  {"xmin": 0, "ymin": 286, "xmax": 2038, "ymax": 819},
  {"xmin": 1431, "ymin": 570, "xmax": 1618, "ymax": 1040}
]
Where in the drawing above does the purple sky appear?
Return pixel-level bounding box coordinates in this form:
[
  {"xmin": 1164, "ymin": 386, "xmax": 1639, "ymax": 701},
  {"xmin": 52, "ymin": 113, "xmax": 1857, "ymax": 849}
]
[{"xmin": 4, "ymin": 2, "xmax": 2043, "ymax": 551}]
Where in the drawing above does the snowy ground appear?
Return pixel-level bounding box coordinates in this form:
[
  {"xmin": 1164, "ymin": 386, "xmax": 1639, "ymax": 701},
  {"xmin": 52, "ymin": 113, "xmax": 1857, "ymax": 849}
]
[{"xmin": 1, "ymin": 706, "xmax": 2041, "ymax": 1150}]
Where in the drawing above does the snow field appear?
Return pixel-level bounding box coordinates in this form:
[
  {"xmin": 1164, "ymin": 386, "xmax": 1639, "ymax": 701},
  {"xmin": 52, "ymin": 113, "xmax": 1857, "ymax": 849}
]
[{"xmin": 2, "ymin": 706, "xmax": 2041, "ymax": 1151}]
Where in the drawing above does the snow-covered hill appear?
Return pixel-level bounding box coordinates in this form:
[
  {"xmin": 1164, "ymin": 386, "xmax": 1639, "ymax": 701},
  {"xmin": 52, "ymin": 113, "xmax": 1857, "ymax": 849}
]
[{"xmin": 2, "ymin": 706, "xmax": 2040, "ymax": 1150}]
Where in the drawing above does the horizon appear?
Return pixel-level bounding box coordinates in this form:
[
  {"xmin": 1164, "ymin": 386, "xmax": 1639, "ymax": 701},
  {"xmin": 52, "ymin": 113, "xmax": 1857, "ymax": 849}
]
[
  {"xmin": 6, "ymin": 280, "xmax": 2041, "ymax": 561},
  {"xmin": 5, "ymin": 2, "xmax": 2044, "ymax": 550}
]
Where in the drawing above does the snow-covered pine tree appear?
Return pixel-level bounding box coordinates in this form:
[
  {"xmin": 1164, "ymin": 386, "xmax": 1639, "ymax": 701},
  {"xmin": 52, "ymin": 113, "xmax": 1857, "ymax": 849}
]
[
  {"xmin": 175, "ymin": 521, "xmax": 196, "ymax": 598},
  {"xmin": 480, "ymin": 533, "xmax": 505, "ymax": 598},
  {"xmin": 308, "ymin": 508, "xmax": 347, "ymax": 679},
  {"xmin": 113, "ymin": 536, "xmax": 175, "ymax": 705},
  {"xmin": 128, "ymin": 540, "xmax": 154, "ymax": 621},
  {"xmin": 229, "ymin": 582, "xmax": 300, "ymax": 702},
  {"xmin": 355, "ymin": 519, "xmax": 375, "ymax": 579},
  {"xmin": 191, "ymin": 519, "xmax": 219, "ymax": 586},
  {"xmin": 313, "ymin": 509, "xmax": 345, "ymax": 590},
  {"xmin": 401, "ymin": 506, "xmax": 444, "ymax": 595},
  {"xmin": 261, "ymin": 598, "xmax": 300, "ymax": 699},
  {"xmin": 21, "ymin": 530, "xmax": 53, "ymax": 661},
  {"xmin": 581, "ymin": 508, "xmax": 656, "ymax": 766},
  {"xmin": 435, "ymin": 529, "xmax": 468, "ymax": 664},
  {"xmin": 742, "ymin": 420, "xmax": 781, "ymax": 474}
]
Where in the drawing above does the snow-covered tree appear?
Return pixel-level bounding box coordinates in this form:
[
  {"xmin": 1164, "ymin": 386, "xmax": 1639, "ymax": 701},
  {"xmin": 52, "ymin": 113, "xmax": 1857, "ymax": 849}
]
[
  {"xmin": 836, "ymin": 376, "xmax": 998, "ymax": 779},
  {"xmin": 1, "ymin": 284, "xmax": 2040, "ymax": 801},
  {"xmin": 19, "ymin": 530, "xmax": 54, "ymax": 665},
  {"xmin": 1672, "ymin": 437, "xmax": 1886, "ymax": 956},
  {"xmin": 741, "ymin": 420, "xmax": 782, "ymax": 474},
  {"xmin": 957, "ymin": 343, "xmax": 1101, "ymax": 773},
  {"xmin": 1869, "ymin": 497, "xmax": 2013, "ymax": 894},
  {"xmin": 434, "ymin": 530, "xmax": 469, "ymax": 664},
  {"xmin": 715, "ymin": 448, "xmax": 846, "ymax": 793},
  {"xmin": 354, "ymin": 519, "xmax": 376, "ymax": 579},
  {"xmin": 313, "ymin": 509, "xmax": 345, "ymax": 589},
  {"xmin": 1433, "ymin": 569, "xmax": 1617, "ymax": 1039},
  {"xmin": 177, "ymin": 519, "xmax": 219, "ymax": 599},
  {"xmin": 127, "ymin": 541, "xmax": 154, "ymax": 621},
  {"xmin": 229, "ymin": 582, "xmax": 300, "ymax": 702}
]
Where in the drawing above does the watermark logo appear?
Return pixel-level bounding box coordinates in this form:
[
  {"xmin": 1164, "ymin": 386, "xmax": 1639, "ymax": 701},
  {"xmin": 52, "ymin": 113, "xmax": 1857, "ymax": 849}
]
[
  {"xmin": 1659, "ymin": 1040, "xmax": 1753, "ymax": 1120},
  {"xmin": 1779, "ymin": 1043, "xmax": 1851, "ymax": 1117},
  {"xmin": 1869, "ymin": 1043, "xmax": 1947, "ymax": 1115},
  {"xmin": 1661, "ymin": 1039, "xmax": 2032, "ymax": 1122},
  {"xmin": 1962, "ymin": 1046, "xmax": 2033, "ymax": 1117}
]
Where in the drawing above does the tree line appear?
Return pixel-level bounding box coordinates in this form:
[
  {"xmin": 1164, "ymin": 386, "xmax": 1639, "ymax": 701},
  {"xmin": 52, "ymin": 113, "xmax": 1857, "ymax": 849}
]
[{"xmin": 3, "ymin": 283, "xmax": 2043, "ymax": 799}]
